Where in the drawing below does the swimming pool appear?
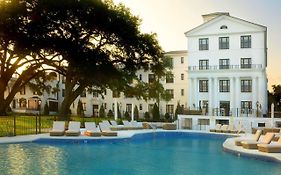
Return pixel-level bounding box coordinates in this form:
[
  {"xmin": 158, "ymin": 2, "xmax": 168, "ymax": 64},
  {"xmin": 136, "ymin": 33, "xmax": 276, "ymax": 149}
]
[{"xmin": 0, "ymin": 132, "xmax": 280, "ymax": 175}]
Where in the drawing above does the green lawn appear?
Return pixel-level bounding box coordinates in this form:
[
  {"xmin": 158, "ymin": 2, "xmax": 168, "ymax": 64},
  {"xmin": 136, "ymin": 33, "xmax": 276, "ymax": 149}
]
[{"xmin": 0, "ymin": 116, "xmax": 112, "ymax": 137}]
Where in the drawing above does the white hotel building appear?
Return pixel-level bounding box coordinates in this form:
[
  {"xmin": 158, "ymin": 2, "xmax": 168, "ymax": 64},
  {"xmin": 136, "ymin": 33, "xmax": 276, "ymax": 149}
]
[
  {"xmin": 10, "ymin": 51, "xmax": 188, "ymax": 118},
  {"xmin": 185, "ymin": 12, "xmax": 268, "ymax": 117}
]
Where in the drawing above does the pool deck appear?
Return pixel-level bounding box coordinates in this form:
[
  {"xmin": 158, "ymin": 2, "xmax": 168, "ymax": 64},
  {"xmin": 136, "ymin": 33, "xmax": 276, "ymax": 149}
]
[
  {"xmin": 1, "ymin": 129, "xmax": 281, "ymax": 163},
  {"xmin": 223, "ymin": 134, "xmax": 281, "ymax": 163}
]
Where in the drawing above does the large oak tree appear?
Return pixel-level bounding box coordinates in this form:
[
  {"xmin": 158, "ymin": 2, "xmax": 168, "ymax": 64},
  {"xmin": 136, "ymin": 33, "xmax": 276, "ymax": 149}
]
[{"xmin": 0, "ymin": 0, "xmax": 168, "ymax": 120}]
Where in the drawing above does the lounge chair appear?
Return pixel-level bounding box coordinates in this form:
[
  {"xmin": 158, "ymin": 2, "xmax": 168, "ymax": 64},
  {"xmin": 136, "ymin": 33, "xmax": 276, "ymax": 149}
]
[
  {"xmin": 241, "ymin": 132, "xmax": 275, "ymax": 149},
  {"xmin": 65, "ymin": 121, "xmax": 81, "ymax": 136},
  {"xmin": 84, "ymin": 122, "xmax": 102, "ymax": 137},
  {"xmin": 99, "ymin": 121, "xmax": 118, "ymax": 136},
  {"xmin": 50, "ymin": 121, "xmax": 65, "ymax": 136},
  {"xmin": 217, "ymin": 125, "xmax": 229, "ymax": 133},
  {"xmin": 109, "ymin": 120, "xmax": 126, "ymax": 131},
  {"xmin": 123, "ymin": 120, "xmax": 135, "ymax": 130},
  {"xmin": 235, "ymin": 129, "xmax": 262, "ymax": 146},
  {"xmin": 130, "ymin": 121, "xmax": 143, "ymax": 129},
  {"xmin": 258, "ymin": 137, "xmax": 281, "ymax": 153},
  {"xmin": 210, "ymin": 124, "xmax": 221, "ymax": 132}
]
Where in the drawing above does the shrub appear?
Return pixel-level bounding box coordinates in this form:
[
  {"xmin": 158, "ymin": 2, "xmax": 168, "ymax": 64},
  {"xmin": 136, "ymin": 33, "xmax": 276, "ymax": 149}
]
[
  {"xmin": 152, "ymin": 103, "xmax": 160, "ymax": 121},
  {"xmin": 43, "ymin": 102, "xmax": 49, "ymax": 115},
  {"xmin": 107, "ymin": 110, "xmax": 114, "ymax": 118},
  {"xmin": 134, "ymin": 105, "xmax": 139, "ymax": 120},
  {"xmin": 164, "ymin": 113, "xmax": 170, "ymax": 121},
  {"xmin": 175, "ymin": 102, "xmax": 184, "ymax": 120},
  {"xmin": 144, "ymin": 112, "xmax": 150, "ymax": 121},
  {"xmin": 99, "ymin": 104, "xmax": 105, "ymax": 118},
  {"xmin": 124, "ymin": 111, "xmax": 130, "ymax": 120},
  {"xmin": 77, "ymin": 100, "xmax": 84, "ymax": 117}
]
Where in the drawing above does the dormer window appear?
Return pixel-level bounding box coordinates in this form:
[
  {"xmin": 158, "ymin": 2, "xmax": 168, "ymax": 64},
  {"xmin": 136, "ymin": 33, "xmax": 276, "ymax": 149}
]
[{"xmin": 220, "ymin": 25, "xmax": 228, "ymax": 29}]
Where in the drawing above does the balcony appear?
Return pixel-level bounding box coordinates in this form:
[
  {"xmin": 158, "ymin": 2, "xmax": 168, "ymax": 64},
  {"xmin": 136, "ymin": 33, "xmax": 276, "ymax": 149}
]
[{"xmin": 188, "ymin": 64, "xmax": 263, "ymax": 71}]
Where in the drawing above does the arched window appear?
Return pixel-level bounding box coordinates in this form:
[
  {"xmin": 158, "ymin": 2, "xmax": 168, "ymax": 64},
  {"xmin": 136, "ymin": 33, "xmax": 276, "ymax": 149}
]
[{"xmin": 220, "ymin": 25, "xmax": 228, "ymax": 29}]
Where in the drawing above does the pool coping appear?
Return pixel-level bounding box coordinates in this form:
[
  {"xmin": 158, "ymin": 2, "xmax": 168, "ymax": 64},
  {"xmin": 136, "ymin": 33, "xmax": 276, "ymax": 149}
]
[
  {"xmin": 1, "ymin": 129, "xmax": 281, "ymax": 164},
  {"xmin": 0, "ymin": 129, "xmax": 233, "ymax": 144},
  {"xmin": 223, "ymin": 136, "xmax": 281, "ymax": 163}
]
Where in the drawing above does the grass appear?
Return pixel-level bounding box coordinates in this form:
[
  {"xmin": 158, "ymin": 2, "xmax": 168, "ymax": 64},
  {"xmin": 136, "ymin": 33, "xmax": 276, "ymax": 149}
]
[{"xmin": 0, "ymin": 115, "xmax": 111, "ymax": 137}]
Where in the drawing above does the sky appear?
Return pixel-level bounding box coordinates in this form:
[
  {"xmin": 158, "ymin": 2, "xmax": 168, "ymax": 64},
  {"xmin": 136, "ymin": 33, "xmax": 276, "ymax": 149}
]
[{"xmin": 114, "ymin": 0, "xmax": 281, "ymax": 91}]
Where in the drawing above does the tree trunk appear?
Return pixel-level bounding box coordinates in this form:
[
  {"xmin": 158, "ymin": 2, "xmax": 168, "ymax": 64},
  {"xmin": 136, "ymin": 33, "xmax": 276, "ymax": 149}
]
[
  {"xmin": 0, "ymin": 82, "xmax": 8, "ymax": 116},
  {"xmin": 58, "ymin": 99, "xmax": 71, "ymax": 121}
]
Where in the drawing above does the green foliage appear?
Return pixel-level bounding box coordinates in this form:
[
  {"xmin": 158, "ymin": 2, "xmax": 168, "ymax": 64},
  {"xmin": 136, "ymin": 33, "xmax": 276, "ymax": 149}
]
[
  {"xmin": 152, "ymin": 103, "xmax": 160, "ymax": 121},
  {"xmin": 77, "ymin": 100, "xmax": 84, "ymax": 117},
  {"xmin": 175, "ymin": 102, "xmax": 184, "ymax": 120},
  {"xmin": 99, "ymin": 104, "xmax": 106, "ymax": 118},
  {"xmin": 43, "ymin": 102, "xmax": 50, "ymax": 115},
  {"xmin": 107, "ymin": 110, "xmax": 114, "ymax": 118},
  {"xmin": 271, "ymin": 85, "xmax": 281, "ymax": 111},
  {"xmin": 144, "ymin": 112, "xmax": 150, "ymax": 121},
  {"xmin": 124, "ymin": 111, "xmax": 130, "ymax": 120},
  {"xmin": 164, "ymin": 113, "xmax": 171, "ymax": 121},
  {"xmin": 134, "ymin": 105, "xmax": 139, "ymax": 120},
  {"xmin": 117, "ymin": 104, "xmax": 122, "ymax": 119}
]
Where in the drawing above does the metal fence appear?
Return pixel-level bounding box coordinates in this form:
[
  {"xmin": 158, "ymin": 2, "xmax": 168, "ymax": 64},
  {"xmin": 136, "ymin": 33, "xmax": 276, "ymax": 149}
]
[{"xmin": 0, "ymin": 116, "xmax": 55, "ymax": 137}]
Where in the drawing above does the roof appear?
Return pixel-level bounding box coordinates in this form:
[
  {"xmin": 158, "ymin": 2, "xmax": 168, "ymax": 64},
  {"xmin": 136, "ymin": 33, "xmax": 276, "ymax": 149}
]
[
  {"xmin": 185, "ymin": 14, "xmax": 266, "ymax": 36},
  {"xmin": 165, "ymin": 50, "xmax": 187, "ymax": 55}
]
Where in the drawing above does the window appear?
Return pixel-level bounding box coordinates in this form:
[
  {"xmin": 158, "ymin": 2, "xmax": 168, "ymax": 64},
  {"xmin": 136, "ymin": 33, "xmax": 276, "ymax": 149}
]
[
  {"xmin": 181, "ymin": 57, "xmax": 184, "ymax": 64},
  {"xmin": 166, "ymin": 74, "xmax": 174, "ymax": 83},
  {"xmin": 199, "ymin": 80, "xmax": 208, "ymax": 92},
  {"xmin": 104, "ymin": 90, "xmax": 107, "ymax": 95},
  {"xmin": 219, "ymin": 37, "xmax": 229, "ymax": 49},
  {"xmin": 62, "ymin": 89, "xmax": 65, "ymax": 97},
  {"xmin": 104, "ymin": 103, "xmax": 107, "ymax": 109},
  {"xmin": 20, "ymin": 86, "xmax": 25, "ymax": 95},
  {"xmin": 181, "ymin": 73, "xmax": 184, "ymax": 80},
  {"xmin": 166, "ymin": 89, "xmax": 174, "ymax": 99},
  {"xmin": 139, "ymin": 74, "xmax": 142, "ymax": 81},
  {"xmin": 148, "ymin": 74, "xmax": 155, "ymax": 83},
  {"xmin": 181, "ymin": 89, "xmax": 184, "ymax": 96},
  {"xmin": 33, "ymin": 91, "xmax": 38, "ymax": 95},
  {"xmin": 199, "ymin": 60, "xmax": 209, "ymax": 70},
  {"xmin": 220, "ymin": 25, "xmax": 228, "ymax": 29},
  {"xmin": 148, "ymin": 104, "xmax": 154, "ymax": 112},
  {"xmin": 199, "ymin": 38, "xmax": 209, "ymax": 50},
  {"xmin": 62, "ymin": 75, "xmax": 66, "ymax": 84},
  {"xmin": 241, "ymin": 101, "xmax": 252, "ymax": 114},
  {"xmin": 166, "ymin": 105, "xmax": 174, "ymax": 115},
  {"xmin": 241, "ymin": 58, "xmax": 251, "ymax": 69},
  {"xmin": 93, "ymin": 91, "xmax": 98, "ymax": 98},
  {"xmin": 81, "ymin": 90, "xmax": 86, "ymax": 97},
  {"xmin": 19, "ymin": 98, "xmax": 27, "ymax": 108},
  {"xmin": 82, "ymin": 103, "xmax": 86, "ymax": 111},
  {"xmin": 112, "ymin": 90, "xmax": 120, "ymax": 98},
  {"xmin": 139, "ymin": 104, "xmax": 142, "ymax": 110},
  {"xmin": 219, "ymin": 59, "xmax": 230, "ymax": 69},
  {"xmin": 241, "ymin": 35, "xmax": 251, "ymax": 48},
  {"xmin": 241, "ymin": 80, "xmax": 252, "ymax": 92},
  {"xmin": 219, "ymin": 80, "xmax": 230, "ymax": 92}
]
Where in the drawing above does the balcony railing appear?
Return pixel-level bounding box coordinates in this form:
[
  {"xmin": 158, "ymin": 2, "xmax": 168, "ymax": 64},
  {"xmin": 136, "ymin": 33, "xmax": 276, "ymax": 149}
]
[{"xmin": 188, "ymin": 64, "xmax": 263, "ymax": 71}]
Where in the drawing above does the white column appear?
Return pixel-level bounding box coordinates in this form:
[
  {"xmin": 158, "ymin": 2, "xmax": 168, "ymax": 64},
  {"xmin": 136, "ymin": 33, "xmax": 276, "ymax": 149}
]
[
  {"xmin": 252, "ymin": 76, "xmax": 257, "ymax": 106},
  {"xmin": 208, "ymin": 77, "xmax": 213, "ymax": 115},
  {"xmin": 131, "ymin": 103, "xmax": 134, "ymax": 121},
  {"xmin": 235, "ymin": 77, "xmax": 240, "ymax": 116},
  {"xmin": 230, "ymin": 77, "xmax": 235, "ymax": 117},
  {"xmin": 193, "ymin": 78, "xmax": 198, "ymax": 109},
  {"xmin": 188, "ymin": 78, "xmax": 193, "ymax": 109},
  {"xmin": 114, "ymin": 98, "xmax": 118, "ymax": 120},
  {"xmin": 213, "ymin": 77, "xmax": 218, "ymax": 109}
]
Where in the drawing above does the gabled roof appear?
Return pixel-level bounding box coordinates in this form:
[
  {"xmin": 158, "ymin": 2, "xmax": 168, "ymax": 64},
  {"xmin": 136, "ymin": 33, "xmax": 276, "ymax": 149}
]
[{"xmin": 185, "ymin": 14, "xmax": 266, "ymax": 37}]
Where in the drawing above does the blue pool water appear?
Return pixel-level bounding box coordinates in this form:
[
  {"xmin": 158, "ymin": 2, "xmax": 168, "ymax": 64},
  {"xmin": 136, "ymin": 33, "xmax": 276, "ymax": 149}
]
[{"xmin": 0, "ymin": 132, "xmax": 280, "ymax": 175}]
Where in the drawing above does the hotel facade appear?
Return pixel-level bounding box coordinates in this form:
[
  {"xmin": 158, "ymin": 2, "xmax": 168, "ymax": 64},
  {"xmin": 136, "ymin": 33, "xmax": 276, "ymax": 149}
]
[
  {"xmin": 185, "ymin": 12, "xmax": 268, "ymax": 117},
  {"xmin": 9, "ymin": 51, "xmax": 188, "ymax": 118}
]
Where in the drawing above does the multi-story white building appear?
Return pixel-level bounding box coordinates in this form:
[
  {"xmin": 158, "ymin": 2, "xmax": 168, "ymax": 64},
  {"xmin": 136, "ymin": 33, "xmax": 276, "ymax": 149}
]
[
  {"xmin": 185, "ymin": 12, "xmax": 268, "ymax": 117},
  {"xmin": 9, "ymin": 50, "xmax": 188, "ymax": 118},
  {"xmin": 65, "ymin": 50, "xmax": 188, "ymax": 118}
]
